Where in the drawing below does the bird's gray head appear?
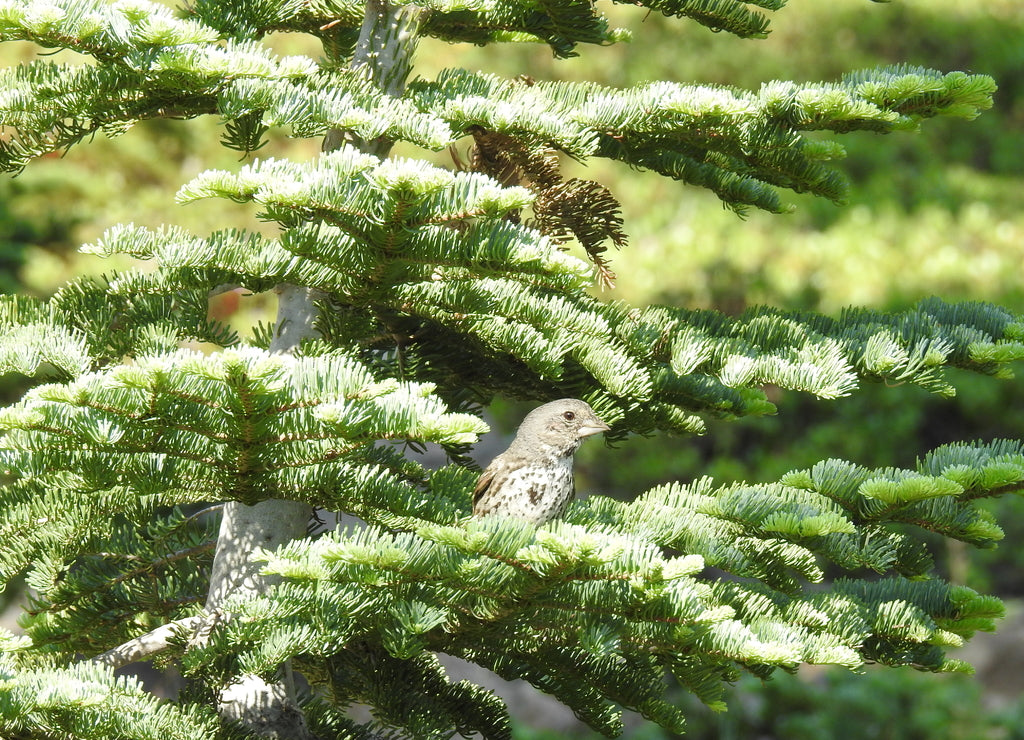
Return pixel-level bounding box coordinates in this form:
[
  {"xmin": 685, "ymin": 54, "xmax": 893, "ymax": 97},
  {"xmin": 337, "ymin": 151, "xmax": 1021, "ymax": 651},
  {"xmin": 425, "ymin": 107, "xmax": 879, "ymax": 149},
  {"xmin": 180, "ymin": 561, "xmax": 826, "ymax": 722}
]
[{"xmin": 514, "ymin": 398, "xmax": 610, "ymax": 456}]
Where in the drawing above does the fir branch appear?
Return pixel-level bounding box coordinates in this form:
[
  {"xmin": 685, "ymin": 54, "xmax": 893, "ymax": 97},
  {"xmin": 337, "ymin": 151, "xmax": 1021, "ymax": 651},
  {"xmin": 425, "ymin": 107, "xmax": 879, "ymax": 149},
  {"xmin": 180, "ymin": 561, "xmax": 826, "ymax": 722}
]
[
  {"xmin": 13, "ymin": 202, "xmax": 1024, "ymax": 434},
  {"xmin": 0, "ymin": 2, "xmax": 1012, "ymax": 736},
  {"xmin": 92, "ymin": 614, "xmax": 207, "ymax": 669},
  {"xmin": 627, "ymin": 0, "xmax": 777, "ymax": 38},
  {"xmin": 202, "ymin": 3, "xmax": 428, "ymax": 735},
  {"xmin": 458, "ymin": 124, "xmax": 628, "ymax": 282},
  {"xmin": 532, "ymin": 177, "xmax": 626, "ymax": 287},
  {"xmin": 182, "ymin": 0, "xmax": 788, "ymax": 53},
  {"xmin": 213, "ymin": 470, "xmax": 1010, "ymax": 736},
  {"xmin": 16, "ymin": 508, "xmax": 216, "ymax": 655},
  {"xmin": 0, "ymin": 658, "xmax": 220, "ymax": 740},
  {"xmin": 0, "ymin": 26, "xmax": 995, "ymax": 212},
  {"xmin": 0, "ymin": 349, "xmax": 488, "ymax": 600},
  {"xmin": 0, "ymin": 295, "xmax": 92, "ymax": 379},
  {"xmin": 48, "ymin": 274, "xmax": 237, "ymax": 364},
  {"xmin": 59, "ymin": 223, "xmax": 1024, "ymax": 431}
]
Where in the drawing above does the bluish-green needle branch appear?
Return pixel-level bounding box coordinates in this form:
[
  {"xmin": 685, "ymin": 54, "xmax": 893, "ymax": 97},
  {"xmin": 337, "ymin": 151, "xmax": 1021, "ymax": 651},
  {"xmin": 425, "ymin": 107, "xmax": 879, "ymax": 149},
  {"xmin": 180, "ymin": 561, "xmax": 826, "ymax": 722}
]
[{"xmin": 0, "ymin": 0, "xmax": 1018, "ymax": 738}]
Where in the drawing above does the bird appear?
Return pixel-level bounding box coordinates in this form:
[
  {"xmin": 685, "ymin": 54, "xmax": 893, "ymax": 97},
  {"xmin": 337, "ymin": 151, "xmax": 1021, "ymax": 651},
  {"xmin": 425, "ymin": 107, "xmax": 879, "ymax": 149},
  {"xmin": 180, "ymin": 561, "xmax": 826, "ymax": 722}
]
[{"xmin": 472, "ymin": 398, "xmax": 610, "ymax": 525}]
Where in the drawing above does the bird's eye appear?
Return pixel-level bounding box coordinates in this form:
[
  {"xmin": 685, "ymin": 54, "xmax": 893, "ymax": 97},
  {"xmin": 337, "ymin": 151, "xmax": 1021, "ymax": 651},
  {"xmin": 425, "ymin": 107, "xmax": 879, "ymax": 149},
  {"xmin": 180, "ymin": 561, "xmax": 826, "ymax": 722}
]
[{"xmin": 563, "ymin": 411, "xmax": 575, "ymax": 421}]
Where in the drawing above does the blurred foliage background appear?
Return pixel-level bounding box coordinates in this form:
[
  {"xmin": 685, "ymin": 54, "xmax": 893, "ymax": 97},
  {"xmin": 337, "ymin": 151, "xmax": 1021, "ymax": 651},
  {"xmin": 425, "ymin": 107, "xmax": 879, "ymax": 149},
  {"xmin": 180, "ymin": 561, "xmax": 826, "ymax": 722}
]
[{"xmin": 2, "ymin": 0, "xmax": 1023, "ymax": 736}]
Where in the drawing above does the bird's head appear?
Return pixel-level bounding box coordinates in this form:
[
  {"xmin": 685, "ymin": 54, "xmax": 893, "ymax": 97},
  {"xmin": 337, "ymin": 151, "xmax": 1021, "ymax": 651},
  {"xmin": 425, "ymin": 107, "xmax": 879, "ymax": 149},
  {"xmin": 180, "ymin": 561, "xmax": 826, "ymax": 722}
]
[{"xmin": 516, "ymin": 398, "xmax": 610, "ymax": 455}]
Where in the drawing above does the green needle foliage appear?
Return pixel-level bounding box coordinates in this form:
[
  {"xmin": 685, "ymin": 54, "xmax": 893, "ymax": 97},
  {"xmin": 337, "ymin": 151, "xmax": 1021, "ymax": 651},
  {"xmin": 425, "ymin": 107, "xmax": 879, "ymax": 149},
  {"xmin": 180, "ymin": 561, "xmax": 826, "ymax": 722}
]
[{"xmin": 0, "ymin": 0, "xmax": 1018, "ymax": 738}]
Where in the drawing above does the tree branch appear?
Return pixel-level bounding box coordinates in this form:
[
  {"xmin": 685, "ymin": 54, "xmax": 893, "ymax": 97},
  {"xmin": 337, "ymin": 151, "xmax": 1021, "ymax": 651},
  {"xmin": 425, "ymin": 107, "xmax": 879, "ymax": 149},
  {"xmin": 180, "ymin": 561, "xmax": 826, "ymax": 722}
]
[
  {"xmin": 204, "ymin": 5, "xmax": 423, "ymax": 736},
  {"xmin": 206, "ymin": 287, "xmax": 322, "ymax": 738},
  {"xmin": 91, "ymin": 615, "xmax": 206, "ymax": 670}
]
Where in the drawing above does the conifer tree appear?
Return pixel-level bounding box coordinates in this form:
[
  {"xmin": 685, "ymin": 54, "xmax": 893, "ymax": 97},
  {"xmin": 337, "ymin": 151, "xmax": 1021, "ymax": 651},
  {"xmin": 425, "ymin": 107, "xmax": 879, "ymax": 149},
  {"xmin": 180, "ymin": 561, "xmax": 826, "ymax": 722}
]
[{"xmin": 0, "ymin": 0, "xmax": 1018, "ymax": 738}]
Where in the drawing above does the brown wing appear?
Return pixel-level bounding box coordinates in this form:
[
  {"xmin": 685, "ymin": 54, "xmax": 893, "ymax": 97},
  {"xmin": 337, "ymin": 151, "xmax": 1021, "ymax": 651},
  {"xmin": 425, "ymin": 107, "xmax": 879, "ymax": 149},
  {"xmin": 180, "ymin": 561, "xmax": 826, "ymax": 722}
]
[
  {"xmin": 472, "ymin": 454, "xmax": 512, "ymax": 516},
  {"xmin": 472, "ymin": 466, "xmax": 496, "ymax": 511}
]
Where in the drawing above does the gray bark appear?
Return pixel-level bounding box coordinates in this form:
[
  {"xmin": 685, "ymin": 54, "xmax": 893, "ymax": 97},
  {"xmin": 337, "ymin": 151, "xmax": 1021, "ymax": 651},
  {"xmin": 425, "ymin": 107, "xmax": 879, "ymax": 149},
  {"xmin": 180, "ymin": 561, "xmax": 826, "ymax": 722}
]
[{"xmin": 207, "ymin": 4, "xmax": 422, "ymax": 734}]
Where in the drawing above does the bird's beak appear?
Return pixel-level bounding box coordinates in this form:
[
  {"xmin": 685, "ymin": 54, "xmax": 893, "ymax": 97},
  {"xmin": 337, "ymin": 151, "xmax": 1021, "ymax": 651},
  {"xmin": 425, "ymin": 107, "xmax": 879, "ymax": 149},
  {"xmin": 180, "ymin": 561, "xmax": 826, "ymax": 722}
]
[{"xmin": 578, "ymin": 420, "xmax": 611, "ymax": 438}]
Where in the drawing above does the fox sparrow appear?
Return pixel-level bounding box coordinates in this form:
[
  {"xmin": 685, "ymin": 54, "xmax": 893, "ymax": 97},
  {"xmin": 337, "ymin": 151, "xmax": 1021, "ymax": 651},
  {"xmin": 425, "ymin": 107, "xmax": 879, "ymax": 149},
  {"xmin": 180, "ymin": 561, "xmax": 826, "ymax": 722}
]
[{"xmin": 472, "ymin": 399, "xmax": 610, "ymax": 524}]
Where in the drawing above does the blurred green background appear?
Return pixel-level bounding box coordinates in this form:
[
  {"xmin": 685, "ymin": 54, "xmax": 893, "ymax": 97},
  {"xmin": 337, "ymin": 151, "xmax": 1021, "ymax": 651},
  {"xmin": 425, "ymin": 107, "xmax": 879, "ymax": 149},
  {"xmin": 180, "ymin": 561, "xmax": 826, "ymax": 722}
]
[{"xmin": 2, "ymin": 0, "xmax": 1023, "ymax": 736}]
